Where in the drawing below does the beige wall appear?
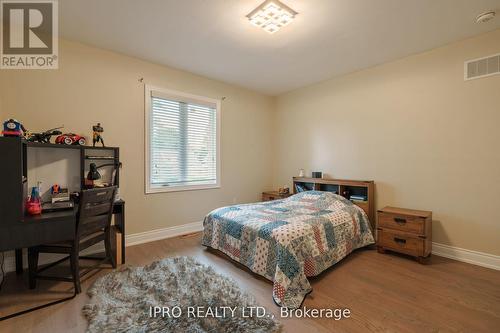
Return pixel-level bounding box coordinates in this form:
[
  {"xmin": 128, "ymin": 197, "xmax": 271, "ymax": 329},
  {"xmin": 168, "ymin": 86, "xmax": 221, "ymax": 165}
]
[
  {"xmin": 1, "ymin": 30, "xmax": 498, "ymax": 256},
  {"xmin": 274, "ymin": 29, "xmax": 500, "ymax": 255},
  {"xmin": 0, "ymin": 39, "xmax": 274, "ymax": 235}
]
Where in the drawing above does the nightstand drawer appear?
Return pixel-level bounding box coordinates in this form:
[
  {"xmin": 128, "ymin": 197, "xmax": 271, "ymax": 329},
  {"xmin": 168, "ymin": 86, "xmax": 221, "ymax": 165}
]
[
  {"xmin": 378, "ymin": 212, "xmax": 425, "ymax": 234},
  {"xmin": 378, "ymin": 230, "xmax": 424, "ymax": 257}
]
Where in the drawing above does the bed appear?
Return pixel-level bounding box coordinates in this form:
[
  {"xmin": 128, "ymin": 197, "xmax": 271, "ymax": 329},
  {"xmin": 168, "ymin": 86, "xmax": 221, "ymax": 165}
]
[{"xmin": 202, "ymin": 188, "xmax": 375, "ymax": 309}]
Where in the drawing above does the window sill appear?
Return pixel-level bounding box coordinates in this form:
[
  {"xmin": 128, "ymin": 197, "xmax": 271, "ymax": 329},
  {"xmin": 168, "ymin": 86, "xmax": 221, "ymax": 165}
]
[{"xmin": 145, "ymin": 184, "xmax": 221, "ymax": 194}]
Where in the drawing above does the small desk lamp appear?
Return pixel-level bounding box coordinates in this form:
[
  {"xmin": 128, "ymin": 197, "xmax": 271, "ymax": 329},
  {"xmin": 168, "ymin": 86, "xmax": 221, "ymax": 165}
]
[{"xmin": 86, "ymin": 162, "xmax": 120, "ymax": 188}]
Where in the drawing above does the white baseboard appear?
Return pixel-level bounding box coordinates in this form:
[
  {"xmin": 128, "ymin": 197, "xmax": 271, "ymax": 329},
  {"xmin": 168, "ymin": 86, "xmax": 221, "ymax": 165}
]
[
  {"xmin": 432, "ymin": 242, "xmax": 500, "ymax": 271},
  {"xmin": 3, "ymin": 224, "xmax": 498, "ymax": 273},
  {"xmin": 125, "ymin": 221, "xmax": 204, "ymax": 247}
]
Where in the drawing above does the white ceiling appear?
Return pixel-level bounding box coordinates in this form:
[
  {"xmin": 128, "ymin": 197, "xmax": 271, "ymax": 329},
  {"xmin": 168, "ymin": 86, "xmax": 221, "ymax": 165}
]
[{"xmin": 60, "ymin": 0, "xmax": 500, "ymax": 95}]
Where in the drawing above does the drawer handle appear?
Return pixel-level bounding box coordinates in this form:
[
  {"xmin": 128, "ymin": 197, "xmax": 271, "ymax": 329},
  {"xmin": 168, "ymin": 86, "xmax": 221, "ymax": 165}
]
[
  {"xmin": 394, "ymin": 237, "xmax": 407, "ymax": 245},
  {"xmin": 394, "ymin": 217, "xmax": 407, "ymax": 225}
]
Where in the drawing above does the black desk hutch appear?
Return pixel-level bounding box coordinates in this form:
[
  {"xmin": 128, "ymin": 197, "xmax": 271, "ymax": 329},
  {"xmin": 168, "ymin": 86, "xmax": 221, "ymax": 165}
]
[{"xmin": 0, "ymin": 137, "xmax": 125, "ymax": 273}]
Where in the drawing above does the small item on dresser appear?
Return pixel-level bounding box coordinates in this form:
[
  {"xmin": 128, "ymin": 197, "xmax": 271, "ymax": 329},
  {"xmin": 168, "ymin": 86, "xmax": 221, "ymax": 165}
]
[
  {"xmin": 377, "ymin": 206, "xmax": 432, "ymax": 264},
  {"xmin": 298, "ymin": 168, "xmax": 305, "ymax": 177},
  {"xmin": 311, "ymin": 171, "xmax": 322, "ymax": 178},
  {"xmin": 262, "ymin": 190, "xmax": 291, "ymax": 202},
  {"xmin": 92, "ymin": 123, "xmax": 105, "ymax": 147},
  {"xmin": 342, "ymin": 189, "xmax": 350, "ymax": 198},
  {"xmin": 278, "ymin": 187, "xmax": 290, "ymax": 195}
]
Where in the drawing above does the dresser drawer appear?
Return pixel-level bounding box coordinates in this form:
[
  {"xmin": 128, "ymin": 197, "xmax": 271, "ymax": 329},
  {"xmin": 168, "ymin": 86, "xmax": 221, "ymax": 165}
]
[
  {"xmin": 378, "ymin": 212, "xmax": 425, "ymax": 234},
  {"xmin": 378, "ymin": 229, "xmax": 425, "ymax": 257}
]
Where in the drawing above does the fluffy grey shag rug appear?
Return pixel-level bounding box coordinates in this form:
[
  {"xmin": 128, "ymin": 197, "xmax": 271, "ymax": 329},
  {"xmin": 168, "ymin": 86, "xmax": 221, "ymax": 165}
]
[{"xmin": 83, "ymin": 256, "xmax": 281, "ymax": 333}]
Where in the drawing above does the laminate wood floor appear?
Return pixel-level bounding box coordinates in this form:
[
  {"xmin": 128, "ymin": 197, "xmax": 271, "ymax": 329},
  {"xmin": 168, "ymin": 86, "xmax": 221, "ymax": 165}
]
[{"xmin": 1, "ymin": 232, "xmax": 499, "ymax": 332}]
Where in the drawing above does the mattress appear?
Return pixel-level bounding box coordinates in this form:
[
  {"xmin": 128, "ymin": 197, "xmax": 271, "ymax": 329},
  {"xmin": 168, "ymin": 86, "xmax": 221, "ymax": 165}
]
[{"xmin": 202, "ymin": 191, "xmax": 375, "ymax": 309}]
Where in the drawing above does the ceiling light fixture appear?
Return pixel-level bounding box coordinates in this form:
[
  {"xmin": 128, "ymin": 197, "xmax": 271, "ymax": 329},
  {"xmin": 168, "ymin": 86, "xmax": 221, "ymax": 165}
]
[
  {"xmin": 476, "ymin": 11, "xmax": 496, "ymax": 23},
  {"xmin": 247, "ymin": 0, "xmax": 298, "ymax": 34}
]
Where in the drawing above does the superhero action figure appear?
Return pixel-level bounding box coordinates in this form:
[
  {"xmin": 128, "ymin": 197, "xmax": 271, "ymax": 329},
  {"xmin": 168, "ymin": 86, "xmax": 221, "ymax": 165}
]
[{"xmin": 92, "ymin": 123, "xmax": 105, "ymax": 147}]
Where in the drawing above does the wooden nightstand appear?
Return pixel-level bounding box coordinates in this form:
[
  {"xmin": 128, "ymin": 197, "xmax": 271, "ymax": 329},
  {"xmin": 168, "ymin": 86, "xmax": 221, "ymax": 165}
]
[
  {"xmin": 377, "ymin": 206, "xmax": 432, "ymax": 264},
  {"xmin": 262, "ymin": 191, "xmax": 291, "ymax": 202}
]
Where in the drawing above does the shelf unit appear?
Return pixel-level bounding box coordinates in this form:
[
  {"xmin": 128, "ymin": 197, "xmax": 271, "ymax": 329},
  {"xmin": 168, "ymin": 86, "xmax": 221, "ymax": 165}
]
[
  {"xmin": 78, "ymin": 146, "xmax": 120, "ymax": 189},
  {"xmin": 0, "ymin": 137, "xmax": 120, "ymax": 224},
  {"xmin": 24, "ymin": 142, "xmax": 120, "ymax": 189}
]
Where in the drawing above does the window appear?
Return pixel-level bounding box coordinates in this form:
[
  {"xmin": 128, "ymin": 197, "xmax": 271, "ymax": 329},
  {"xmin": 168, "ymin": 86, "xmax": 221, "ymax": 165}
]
[{"xmin": 145, "ymin": 86, "xmax": 220, "ymax": 193}]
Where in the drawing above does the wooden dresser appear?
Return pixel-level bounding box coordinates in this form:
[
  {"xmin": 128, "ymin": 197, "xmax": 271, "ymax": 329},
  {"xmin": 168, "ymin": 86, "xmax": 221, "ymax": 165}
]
[
  {"xmin": 262, "ymin": 191, "xmax": 291, "ymax": 201},
  {"xmin": 377, "ymin": 206, "xmax": 432, "ymax": 263}
]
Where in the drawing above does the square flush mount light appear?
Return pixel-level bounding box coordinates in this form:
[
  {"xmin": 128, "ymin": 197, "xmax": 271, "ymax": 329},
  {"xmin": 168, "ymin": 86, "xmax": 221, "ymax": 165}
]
[{"xmin": 247, "ymin": 0, "xmax": 298, "ymax": 34}]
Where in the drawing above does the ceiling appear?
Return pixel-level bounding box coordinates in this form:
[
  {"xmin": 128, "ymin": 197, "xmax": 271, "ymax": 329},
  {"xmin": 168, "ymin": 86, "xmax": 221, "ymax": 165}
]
[{"xmin": 59, "ymin": 0, "xmax": 500, "ymax": 95}]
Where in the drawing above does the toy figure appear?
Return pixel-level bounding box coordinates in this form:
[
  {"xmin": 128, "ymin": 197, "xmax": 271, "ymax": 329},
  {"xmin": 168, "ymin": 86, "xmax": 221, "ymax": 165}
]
[
  {"xmin": 92, "ymin": 123, "xmax": 104, "ymax": 147},
  {"xmin": 27, "ymin": 126, "xmax": 63, "ymax": 143},
  {"xmin": 55, "ymin": 133, "xmax": 86, "ymax": 145},
  {"xmin": 2, "ymin": 118, "xmax": 26, "ymax": 137},
  {"xmin": 51, "ymin": 184, "xmax": 60, "ymax": 194}
]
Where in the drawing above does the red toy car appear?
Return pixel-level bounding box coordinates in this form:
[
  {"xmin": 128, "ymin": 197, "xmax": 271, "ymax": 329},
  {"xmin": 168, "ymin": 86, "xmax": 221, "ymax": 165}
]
[{"xmin": 55, "ymin": 133, "xmax": 86, "ymax": 145}]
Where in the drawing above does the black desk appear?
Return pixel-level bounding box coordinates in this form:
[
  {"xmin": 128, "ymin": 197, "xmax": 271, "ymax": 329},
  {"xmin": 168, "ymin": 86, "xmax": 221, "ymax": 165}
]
[
  {"xmin": 1, "ymin": 209, "xmax": 76, "ymax": 274},
  {"xmin": 2, "ymin": 200, "xmax": 126, "ymax": 274}
]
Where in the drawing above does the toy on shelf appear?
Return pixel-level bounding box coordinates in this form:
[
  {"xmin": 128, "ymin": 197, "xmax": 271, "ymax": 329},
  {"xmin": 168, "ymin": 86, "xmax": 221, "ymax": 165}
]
[
  {"xmin": 50, "ymin": 184, "xmax": 70, "ymax": 203},
  {"xmin": 92, "ymin": 123, "xmax": 105, "ymax": 147},
  {"xmin": 55, "ymin": 133, "xmax": 86, "ymax": 145},
  {"xmin": 27, "ymin": 126, "xmax": 63, "ymax": 143},
  {"xmin": 2, "ymin": 118, "xmax": 26, "ymax": 137},
  {"xmin": 26, "ymin": 183, "xmax": 42, "ymax": 215},
  {"xmin": 51, "ymin": 184, "xmax": 60, "ymax": 194}
]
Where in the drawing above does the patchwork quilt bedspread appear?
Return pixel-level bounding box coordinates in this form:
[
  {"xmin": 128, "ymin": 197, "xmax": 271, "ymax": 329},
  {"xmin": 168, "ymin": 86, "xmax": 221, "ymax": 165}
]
[{"xmin": 202, "ymin": 191, "xmax": 375, "ymax": 309}]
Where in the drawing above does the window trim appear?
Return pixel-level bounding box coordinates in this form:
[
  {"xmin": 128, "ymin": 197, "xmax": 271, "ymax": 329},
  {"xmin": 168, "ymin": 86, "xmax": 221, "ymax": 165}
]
[{"xmin": 144, "ymin": 85, "xmax": 221, "ymax": 194}]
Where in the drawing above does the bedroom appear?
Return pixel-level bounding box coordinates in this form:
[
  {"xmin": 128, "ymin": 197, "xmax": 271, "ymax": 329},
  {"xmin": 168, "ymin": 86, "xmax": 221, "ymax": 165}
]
[{"xmin": 0, "ymin": 0, "xmax": 499, "ymax": 332}]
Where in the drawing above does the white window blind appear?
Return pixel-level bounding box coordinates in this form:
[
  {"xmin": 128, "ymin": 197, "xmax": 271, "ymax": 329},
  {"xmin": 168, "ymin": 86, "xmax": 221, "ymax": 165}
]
[{"xmin": 146, "ymin": 87, "xmax": 220, "ymax": 193}]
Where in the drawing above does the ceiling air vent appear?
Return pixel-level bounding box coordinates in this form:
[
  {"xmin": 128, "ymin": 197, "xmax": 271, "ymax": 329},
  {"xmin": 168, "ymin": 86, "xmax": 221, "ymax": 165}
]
[{"xmin": 465, "ymin": 53, "xmax": 500, "ymax": 80}]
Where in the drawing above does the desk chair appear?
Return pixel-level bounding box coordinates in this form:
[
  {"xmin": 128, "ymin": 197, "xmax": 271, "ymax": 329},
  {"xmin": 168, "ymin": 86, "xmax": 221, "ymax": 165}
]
[{"xmin": 28, "ymin": 186, "xmax": 117, "ymax": 293}]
